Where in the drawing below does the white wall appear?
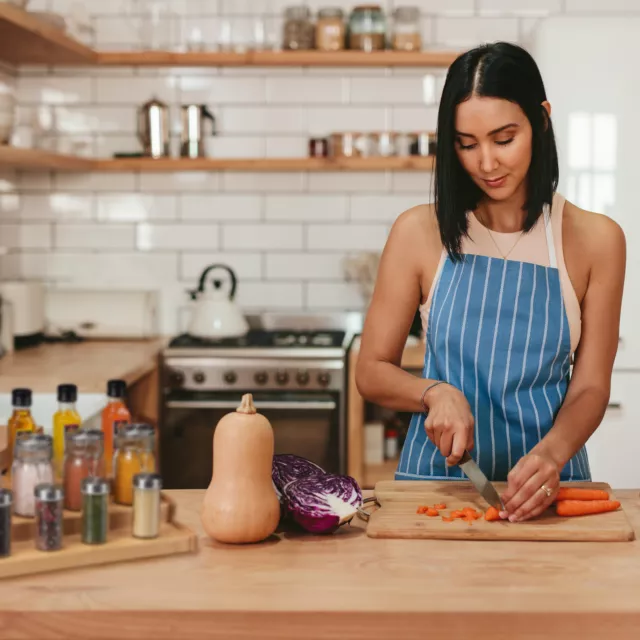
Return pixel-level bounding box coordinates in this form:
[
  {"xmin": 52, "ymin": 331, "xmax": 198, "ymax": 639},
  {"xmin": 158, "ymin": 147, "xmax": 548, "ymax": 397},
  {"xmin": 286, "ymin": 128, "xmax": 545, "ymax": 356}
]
[{"xmin": 1, "ymin": 0, "xmax": 638, "ymax": 334}]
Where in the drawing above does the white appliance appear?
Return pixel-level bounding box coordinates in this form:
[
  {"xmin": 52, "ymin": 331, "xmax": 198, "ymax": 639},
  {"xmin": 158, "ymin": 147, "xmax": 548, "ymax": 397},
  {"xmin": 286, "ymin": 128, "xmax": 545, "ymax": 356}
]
[
  {"xmin": 45, "ymin": 290, "xmax": 159, "ymax": 339},
  {"xmin": 0, "ymin": 281, "xmax": 45, "ymax": 350},
  {"xmin": 531, "ymin": 17, "xmax": 640, "ymax": 488}
]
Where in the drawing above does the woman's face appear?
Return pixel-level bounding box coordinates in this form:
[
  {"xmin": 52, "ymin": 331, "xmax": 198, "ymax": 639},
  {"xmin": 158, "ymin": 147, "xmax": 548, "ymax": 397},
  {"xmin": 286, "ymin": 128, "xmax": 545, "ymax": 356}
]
[{"xmin": 454, "ymin": 95, "xmax": 535, "ymax": 202}]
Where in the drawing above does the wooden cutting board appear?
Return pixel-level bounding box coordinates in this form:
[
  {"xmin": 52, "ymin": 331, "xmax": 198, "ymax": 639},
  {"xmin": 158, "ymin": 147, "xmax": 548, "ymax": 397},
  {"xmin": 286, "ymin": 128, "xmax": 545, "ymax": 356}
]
[{"xmin": 366, "ymin": 481, "xmax": 635, "ymax": 542}]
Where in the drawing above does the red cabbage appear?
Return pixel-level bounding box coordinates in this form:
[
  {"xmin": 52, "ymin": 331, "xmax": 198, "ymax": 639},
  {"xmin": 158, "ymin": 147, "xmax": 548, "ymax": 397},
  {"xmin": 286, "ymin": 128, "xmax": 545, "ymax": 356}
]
[
  {"xmin": 272, "ymin": 454, "xmax": 324, "ymax": 495},
  {"xmin": 283, "ymin": 473, "xmax": 363, "ymax": 534}
]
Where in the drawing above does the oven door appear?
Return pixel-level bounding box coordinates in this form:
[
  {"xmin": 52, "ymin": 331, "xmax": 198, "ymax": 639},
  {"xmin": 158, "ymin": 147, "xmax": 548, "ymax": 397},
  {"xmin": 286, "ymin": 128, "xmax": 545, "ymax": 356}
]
[{"xmin": 160, "ymin": 391, "xmax": 342, "ymax": 489}]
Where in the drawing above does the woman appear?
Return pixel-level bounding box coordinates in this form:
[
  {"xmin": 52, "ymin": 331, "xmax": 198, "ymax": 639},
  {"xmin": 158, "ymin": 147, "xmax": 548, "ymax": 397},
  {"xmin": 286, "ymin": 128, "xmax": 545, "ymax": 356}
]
[{"xmin": 355, "ymin": 42, "xmax": 625, "ymax": 523}]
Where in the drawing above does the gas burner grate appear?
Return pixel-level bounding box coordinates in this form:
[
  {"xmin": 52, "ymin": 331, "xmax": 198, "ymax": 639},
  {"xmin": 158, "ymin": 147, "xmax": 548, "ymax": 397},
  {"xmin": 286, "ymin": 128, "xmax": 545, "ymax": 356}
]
[{"xmin": 168, "ymin": 330, "xmax": 346, "ymax": 349}]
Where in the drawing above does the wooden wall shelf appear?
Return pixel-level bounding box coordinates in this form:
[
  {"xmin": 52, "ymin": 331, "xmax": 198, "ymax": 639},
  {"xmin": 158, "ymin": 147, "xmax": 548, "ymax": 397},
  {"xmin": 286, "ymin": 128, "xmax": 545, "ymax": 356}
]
[
  {"xmin": 97, "ymin": 50, "xmax": 459, "ymax": 68},
  {"xmin": 0, "ymin": 7, "xmax": 457, "ymax": 68},
  {"xmin": 0, "ymin": 146, "xmax": 93, "ymax": 171},
  {"xmin": 0, "ymin": 148, "xmax": 435, "ymax": 173},
  {"xmin": 93, "ymin": 156, "xmax": 435, "ymax": 172},
  {"xmin": 0, "ymin": 4, "xmax": 96, "ymax": 65}
]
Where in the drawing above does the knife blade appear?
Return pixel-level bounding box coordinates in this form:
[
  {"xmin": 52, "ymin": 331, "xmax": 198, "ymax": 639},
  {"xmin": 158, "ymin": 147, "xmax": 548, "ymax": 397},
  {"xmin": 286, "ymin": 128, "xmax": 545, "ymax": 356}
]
[{"xmin": 458, "ymin": 450, "xmax": 504, "ymax": 510}]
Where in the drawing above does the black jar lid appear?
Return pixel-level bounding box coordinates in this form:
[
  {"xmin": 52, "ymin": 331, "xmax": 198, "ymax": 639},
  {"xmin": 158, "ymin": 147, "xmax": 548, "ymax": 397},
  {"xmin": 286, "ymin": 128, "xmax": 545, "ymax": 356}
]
[
  {"xmin": 12, "ymin": 388, "xmax": 32, "ymax": 407},
  {"xmin": 107, "ymin": 379, "xmax": 127, "ymax": 399},
  {"xmin": 57, "ymin": 383, "xmax": 77, "ymax": 403}
]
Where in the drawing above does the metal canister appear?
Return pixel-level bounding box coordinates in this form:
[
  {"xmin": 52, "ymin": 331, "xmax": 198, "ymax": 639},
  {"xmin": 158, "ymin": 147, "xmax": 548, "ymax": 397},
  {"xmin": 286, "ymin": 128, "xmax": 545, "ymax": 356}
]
[{"xmin": 137, "ymin": 96, "xmax": 170, "ymax": 159}]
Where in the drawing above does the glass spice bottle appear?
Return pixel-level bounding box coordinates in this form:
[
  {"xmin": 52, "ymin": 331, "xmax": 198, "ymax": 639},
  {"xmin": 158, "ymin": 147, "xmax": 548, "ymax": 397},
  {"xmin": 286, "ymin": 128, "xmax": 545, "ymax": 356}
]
[
  {"xmin": 315, "ymin": 7, "xmax": 345, "ymax": 51},
  {"xmin": 282, "ymin": 6, "xmax": 315, "ymax": 50},
  {"xmin": 81, "ymin": 477, "xmax": 110, "ymax": 545},
  {"xmin": 52, "ymin": 383, "xmax": 82, "ymax": 481},
  {"xmin": 134, "ymin": 423, "xmax": 157, "ymax": 472},
  {"xmin": 63, "ymin": 429, "xmax": 104, "ymax": 512},
  {"xmin": 7, "ymin": 388, "xmax": 37, "ymax": 472},
  {"xmin": 12, "ymin": 434, "xmax": 54, "ymax": 518},
  {"xmin": 133, "ymin": 473, "xmax": 162, "ymax": 539},
  {"xmin": 0, "ymin": 489, "xmax": 12, "ymax": 557},
  {"xmin": 101, "ymin": 379, "xmax": 132, "ymax": 478},
  {"xmin": 113, "ymin": 425, "xmax": 155, "ymax": 506},
  {"xmin": 34, "ymin": 483, "xmax": 63, "ymax": 552}
]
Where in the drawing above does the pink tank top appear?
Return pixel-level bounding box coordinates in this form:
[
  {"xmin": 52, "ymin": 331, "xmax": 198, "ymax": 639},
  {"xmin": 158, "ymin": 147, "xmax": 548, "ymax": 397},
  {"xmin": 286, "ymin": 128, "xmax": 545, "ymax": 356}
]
[{"xmin": 420, "ymin": 192, "xmax": 582, "ymax": 353}]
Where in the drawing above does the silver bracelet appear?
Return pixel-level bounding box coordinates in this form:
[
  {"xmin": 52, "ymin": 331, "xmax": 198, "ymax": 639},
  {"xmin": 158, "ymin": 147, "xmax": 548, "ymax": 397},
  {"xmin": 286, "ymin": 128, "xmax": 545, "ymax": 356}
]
[{"xmin": 420, "ymin": 381, "xmax": 445, "ymax": 413}]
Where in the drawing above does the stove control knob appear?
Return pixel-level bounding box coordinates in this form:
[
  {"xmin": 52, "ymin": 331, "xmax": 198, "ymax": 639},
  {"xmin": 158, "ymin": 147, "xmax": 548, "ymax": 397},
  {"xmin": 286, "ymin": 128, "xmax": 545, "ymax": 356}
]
[
  {"xmin": 296, "ymin": 370, "xmax": 310, "ymax": 386},
  {"xmin": 223, "ymin": 371, "xmax": 237, "ymax": 385},
  {"xmin": 317, "ymin": 371, "xmax": 331, "ymax": 387},
  {"xmin": 169, "ymin": 370, "xmax": 185, "ymax": 388},
  {"xmin": 193, "ymin": 371, "xmax": 206, "ymax": 385},
  {"xmin": 254, "ymin": 371, "xmax": 269, "ymax": 385},
  {"xmin": 275, "ymin": 370, "xmax": 289, "ymax": 385}
]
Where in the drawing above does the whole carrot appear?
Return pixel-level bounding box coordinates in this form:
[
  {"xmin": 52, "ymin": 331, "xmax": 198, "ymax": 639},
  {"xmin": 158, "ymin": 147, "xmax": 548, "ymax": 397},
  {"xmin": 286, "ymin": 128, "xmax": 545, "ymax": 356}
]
[
  {"xmin": 556, "ymin": 500, "xmax": 620, "ymax": 517},
  {"xmin": 555, "ymin": 488, "xmax": 609, "ymax": 502}
]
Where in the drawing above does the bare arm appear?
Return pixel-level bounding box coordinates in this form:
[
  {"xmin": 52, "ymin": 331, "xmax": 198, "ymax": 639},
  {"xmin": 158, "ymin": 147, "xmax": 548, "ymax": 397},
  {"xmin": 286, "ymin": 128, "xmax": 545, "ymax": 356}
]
[
  {"xmin": 355, "ymin": 205, "xmax": 438, "ymax": 412},
  {"xmin": 356, "ymin": 205, "xmax": 475, "ymax": 465},
  {"xmin": 503, "ymin": 213, "xmax": 626, "ymax": 521}
]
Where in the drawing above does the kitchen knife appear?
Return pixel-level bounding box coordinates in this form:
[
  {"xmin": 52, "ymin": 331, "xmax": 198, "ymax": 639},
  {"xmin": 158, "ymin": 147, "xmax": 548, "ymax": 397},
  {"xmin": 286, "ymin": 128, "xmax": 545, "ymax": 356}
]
[{"xmin": 458, "ymin": 450, "xmax": 504, "ymax": 510}]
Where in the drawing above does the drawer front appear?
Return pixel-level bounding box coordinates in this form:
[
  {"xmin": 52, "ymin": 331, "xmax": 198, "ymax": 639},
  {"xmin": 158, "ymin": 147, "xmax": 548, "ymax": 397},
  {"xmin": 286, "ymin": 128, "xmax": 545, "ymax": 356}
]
[{"xmin": 585, "ymin": 372, "xmax": 640, "ymax": 489}]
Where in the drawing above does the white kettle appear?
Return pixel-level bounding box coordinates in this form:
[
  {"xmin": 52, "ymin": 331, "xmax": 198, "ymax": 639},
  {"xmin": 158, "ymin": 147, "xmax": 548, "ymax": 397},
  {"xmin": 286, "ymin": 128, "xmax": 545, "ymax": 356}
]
[{"xmin": 187, "ymin": 264, "xmax": 249, "ymax": 339}]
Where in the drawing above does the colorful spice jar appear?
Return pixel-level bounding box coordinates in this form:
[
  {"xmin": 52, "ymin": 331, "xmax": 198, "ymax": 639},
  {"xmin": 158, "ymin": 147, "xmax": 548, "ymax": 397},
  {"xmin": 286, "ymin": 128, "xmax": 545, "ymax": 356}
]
[
  {"xmin": 34, "ymin": 483, "xmax": 63, "ymax": 552},
  {"xmin": 63, "ymin": 429, "xmax": 104, "ymax": 512},
  {"xmin": 133, "ymin": 473, "xmax": 162, "ymax": 539},
  {"xmin": 81, "ymin": 477, "xmax": 110, "ymax": 545},
  {"xmin": 12, "ymin": 434, "xmax": 54, "ymax": 518},
  {"xmin": 113, "ymin": 425, "xmax": 155, "ymax": 506},
  {"xmin": 0, "ymin": 489, "xmax": 12, "ymax": 557}
]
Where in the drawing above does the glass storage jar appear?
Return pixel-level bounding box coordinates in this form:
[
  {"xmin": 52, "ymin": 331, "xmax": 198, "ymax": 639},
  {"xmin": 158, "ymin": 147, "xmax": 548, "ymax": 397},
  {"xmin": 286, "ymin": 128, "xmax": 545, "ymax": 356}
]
[
  {"xmin": 113, "ymin": 424, "xmax": 156, "ymax": 506},
  {"xmin": 12, "ymin": 434, "xmax": 54, "ymax": 518},
  {"xmin": 348, "ymin": 5, "xmax": 386, "ymax": 52},
  {"xmin": 63, "ymin": 429, "xmax": 104, "ymax": 512},
  {"xmin": 35, "ymin": 483, "xmax": 63, "ymax": 552},
  {"xmin": 316, "ymin": 7, "xmax": 345, "ymax": 51},
  {"xmin": 391, "ymin": 6, "xmax": 421, "ymax": 51},
  {"xmin": 282, "ymin": 6, "xmax": 315, "ymax": 50}
]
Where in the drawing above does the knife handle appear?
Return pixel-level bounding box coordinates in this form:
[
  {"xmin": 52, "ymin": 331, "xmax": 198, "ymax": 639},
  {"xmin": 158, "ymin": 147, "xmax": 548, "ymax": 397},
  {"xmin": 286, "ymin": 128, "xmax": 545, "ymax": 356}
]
[{"xmin": 459, "ymin": 450, "xmax": 472, "ymax": 465}]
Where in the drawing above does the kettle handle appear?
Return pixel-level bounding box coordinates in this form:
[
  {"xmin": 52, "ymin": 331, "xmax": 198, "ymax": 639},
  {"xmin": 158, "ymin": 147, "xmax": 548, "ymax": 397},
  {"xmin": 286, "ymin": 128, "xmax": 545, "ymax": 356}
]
[
  {"xmin": 196, "ymin": 264, "xmax": 237, "ymax": 299},
  {"xmin": 202, "ymin": 106, "xmax": 217, "ymax": 136}
]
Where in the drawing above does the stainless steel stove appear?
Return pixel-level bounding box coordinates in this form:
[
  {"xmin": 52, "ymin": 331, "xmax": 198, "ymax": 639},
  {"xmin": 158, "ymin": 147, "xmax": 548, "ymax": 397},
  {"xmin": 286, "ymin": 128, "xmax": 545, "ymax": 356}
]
[{"xmin": 159, "ymin": 313, "xmax": 361, "ymax": 489}]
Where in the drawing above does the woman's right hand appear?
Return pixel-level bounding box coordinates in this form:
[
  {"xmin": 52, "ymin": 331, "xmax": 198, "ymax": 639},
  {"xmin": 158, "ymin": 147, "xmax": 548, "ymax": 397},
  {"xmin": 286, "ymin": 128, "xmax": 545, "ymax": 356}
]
[{"xmin": 423, "ymin": 383, "xmax": 475, "ymax": 466}]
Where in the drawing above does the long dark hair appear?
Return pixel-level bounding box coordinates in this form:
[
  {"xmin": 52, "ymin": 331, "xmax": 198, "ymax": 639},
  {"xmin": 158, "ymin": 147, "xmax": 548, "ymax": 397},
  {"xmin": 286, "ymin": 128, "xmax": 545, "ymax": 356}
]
[{"xmin": 435, "ymin": 42, "xmax": 559, "ymax": 260}]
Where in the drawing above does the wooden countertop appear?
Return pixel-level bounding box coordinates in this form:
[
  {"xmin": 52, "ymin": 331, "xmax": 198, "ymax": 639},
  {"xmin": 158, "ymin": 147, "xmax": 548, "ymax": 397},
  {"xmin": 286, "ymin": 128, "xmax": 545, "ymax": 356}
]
[
  {"xmin": 0, "ymin": 338, "xmax": 167, "ymax": 393},
  {"xmin": 3, "ymin": 489, "xmax": 640, "ymax": 639}
]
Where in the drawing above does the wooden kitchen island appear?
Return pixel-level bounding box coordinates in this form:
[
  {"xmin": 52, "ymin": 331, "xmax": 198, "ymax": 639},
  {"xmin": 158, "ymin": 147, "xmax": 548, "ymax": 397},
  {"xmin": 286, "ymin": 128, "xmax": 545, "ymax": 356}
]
[{"xmin": 2, "ymin": 489, "xmax": 640, "ymax": 639}]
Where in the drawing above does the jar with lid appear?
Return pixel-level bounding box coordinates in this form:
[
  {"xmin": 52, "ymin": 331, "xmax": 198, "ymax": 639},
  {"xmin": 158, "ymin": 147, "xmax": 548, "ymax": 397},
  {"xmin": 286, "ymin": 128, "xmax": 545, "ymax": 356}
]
[
  {"xmin": 0, "ymin": 489, "xmax": 12, "ymax": 557},
  {"xmin": 63, "ymin": 429, "xmax": 104, "ymax": 512},
  {"xmin": 34, "ymin": 483, "xmax": 63, "ymax": 552},
  {"xmin": 348, "ymin": 5, "xmax": 386, "ymax": 52},
  {"xmin": 133, "ymin": 473, "xmax": 163, "ymax": 539},
  {"xmin": 316, "ymin": 8, "xmax": 345, "ymax": 51},
  {"xmin": 113, "ymin": 424, "xmax": 156, "ymax": 506},
  {"xmin": 12, "ymin": 434, "xmax": 54, "ymax": 517},
  {"xmin": 282, "ymin": 6, "xmax": 315, "ymax": 51},
  {"xmin": 82, "ymin": 477, "xmax": 110, "ymax": 545},
  {"xmin": 391, "ymin": 6, "xmax": 422, "ymax": 51}
]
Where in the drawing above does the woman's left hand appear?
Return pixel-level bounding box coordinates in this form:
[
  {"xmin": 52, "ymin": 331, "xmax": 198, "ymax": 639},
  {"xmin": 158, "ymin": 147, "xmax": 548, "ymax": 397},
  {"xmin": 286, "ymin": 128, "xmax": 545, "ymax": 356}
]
[{"xmin": 500, "ymin": 451, "xmax": 561, "ymax": 522}]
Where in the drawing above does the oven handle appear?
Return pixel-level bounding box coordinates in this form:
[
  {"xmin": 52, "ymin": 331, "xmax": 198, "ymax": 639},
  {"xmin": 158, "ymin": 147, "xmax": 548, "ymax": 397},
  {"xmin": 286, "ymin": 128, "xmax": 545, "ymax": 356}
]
[{"xmin": 166, "ymin": 399, "xmax": 337, "ymax": 411}]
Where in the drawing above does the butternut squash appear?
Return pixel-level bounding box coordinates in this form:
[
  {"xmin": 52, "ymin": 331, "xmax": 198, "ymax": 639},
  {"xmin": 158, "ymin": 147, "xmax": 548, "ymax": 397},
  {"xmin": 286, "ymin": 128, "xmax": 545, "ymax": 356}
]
[{"xmin": 201, "ymin": 393, "xmax": 281, "ymax": 544}]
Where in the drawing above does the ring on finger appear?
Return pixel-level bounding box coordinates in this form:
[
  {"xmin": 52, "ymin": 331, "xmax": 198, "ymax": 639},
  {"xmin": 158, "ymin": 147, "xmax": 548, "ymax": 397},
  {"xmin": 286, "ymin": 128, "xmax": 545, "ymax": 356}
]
[{"xmin": 540, "ymin": 484, "xmax": 553, "ymax": 498}]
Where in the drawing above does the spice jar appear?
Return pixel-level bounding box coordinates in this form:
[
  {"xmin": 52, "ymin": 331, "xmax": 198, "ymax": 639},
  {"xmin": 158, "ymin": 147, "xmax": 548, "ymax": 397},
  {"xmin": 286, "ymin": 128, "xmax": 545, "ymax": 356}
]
[
  {"xmin": 0, "ymin": 489, "xmax": 12, "ymax": 557},
  {"xmin": 330, "ymin": 132, "xmax": 359, "ymax": 158},
  {"xmin": 133, "ymin": 423, "xmax": 157, "ymax": 472},
  {"xmin": 316, "ymin": 8, "xmax": 345, "ymax": 51},
  {"xmin": 348, "ymin": 5, "xmax": 386, "ymax": 52},
  {"xmin": 282, "ymin": 6, "xmax": 315, "ymax": 50},
  {"xmin": 12, "ymin": 434, "xmax": 54, "ymax": 518},
  {"xmin": 35, "ymin": 483, "xmax": 63, "ymax": 552},
  {"xmin": 374, "ymin": 131, "xmax": 397, "ymax": 156},
  {"xmin": 63, "ymin": 429, "xmax": 104, "ymax": 512},
  {"xmin": 391, "ymin": 6, "xmax": 422, "ymax": 51},
  {"xmin": 133, "ymin": 473, "xmax": 162, "ymax": 539},
  {"xmin": 81, "ymin": 477, "xmax": 110, "ymax": 545},
  {"xmin": 309, "ymin": 137, "xmax": 328, "ymax": 158},
  {"xmin": 411, "ymin": 131, "xmax": 436, "ymax": 156},
  {"xmin": 113, "ymin": 425, "xmax": 155, "ymax": 506}
]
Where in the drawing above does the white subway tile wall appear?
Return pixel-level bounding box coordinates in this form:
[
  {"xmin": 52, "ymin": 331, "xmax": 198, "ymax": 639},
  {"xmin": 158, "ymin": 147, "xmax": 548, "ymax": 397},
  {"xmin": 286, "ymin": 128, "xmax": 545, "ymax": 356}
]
[{"xmin": 2, "ymin": 1, "xmax": 634, "ymax": 331}]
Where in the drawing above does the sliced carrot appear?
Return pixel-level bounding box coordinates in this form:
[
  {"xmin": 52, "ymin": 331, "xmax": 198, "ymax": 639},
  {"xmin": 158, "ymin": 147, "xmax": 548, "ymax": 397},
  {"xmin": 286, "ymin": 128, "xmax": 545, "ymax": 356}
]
[
  {"xmin": 485, "ymin": 506, "xmax": 500, "ymax": 521},
  {"xmin": 450, "ymin": 510, "xmax": 465, "ymax": 519},
  {"xmin": 434, "ymin": 503, "xmax": 447, "ymax": 510},
  {"xmin": 442, "ymin": 516, "xmax": 454, "ymax": 522},
  {"xmin": 426, "ymin": 508, "xmax": 439, "ymax": 517},
  {"xmin": 462, "ymin": 507, "xmax": 482, "ymax": 519},
  {"xmin": 556, "ymin": 500, "xmax": 620, "ymax": 517},
  {"xmin": 555, "ymin": 488, "xmax": 609, "ymax": 502}
]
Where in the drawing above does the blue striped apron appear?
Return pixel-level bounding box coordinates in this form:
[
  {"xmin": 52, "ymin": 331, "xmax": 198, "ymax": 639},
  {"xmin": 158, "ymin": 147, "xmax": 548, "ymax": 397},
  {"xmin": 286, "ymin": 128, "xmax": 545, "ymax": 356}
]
[{"xmin": 396, "ymin": 209, "xmax": 591, "ymax": 482}]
